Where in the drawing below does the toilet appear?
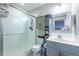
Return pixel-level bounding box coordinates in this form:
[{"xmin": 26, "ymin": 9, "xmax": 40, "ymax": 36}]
[{"xmin": 32, "ymin": 44, "xmax": 41, "ymax": 56}]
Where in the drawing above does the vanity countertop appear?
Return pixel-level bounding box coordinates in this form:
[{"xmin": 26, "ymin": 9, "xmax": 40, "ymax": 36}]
[{"xmin": 47, "ymin": 36, "xmax": 79, "ymax": 47}]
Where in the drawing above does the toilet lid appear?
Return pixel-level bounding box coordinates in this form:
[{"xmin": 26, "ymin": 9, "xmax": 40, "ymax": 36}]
[{"xmin": 32, "ymin": 44, "xmax": 41, "ymax": 49}]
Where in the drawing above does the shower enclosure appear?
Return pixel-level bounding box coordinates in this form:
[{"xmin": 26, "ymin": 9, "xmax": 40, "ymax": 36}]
[{"xmin": 0, "ymin": 4, "xmax": 36, "ymax": 56}]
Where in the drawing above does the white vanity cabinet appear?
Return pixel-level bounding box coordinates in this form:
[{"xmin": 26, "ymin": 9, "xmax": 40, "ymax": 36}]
[{"xmin": 46, "ymin": 40, "xmax": 79, "ymax": 56}]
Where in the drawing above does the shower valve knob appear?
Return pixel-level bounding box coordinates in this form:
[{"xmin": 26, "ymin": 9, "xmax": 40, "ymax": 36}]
[{"xmin": 29, "ymin": 27, "xmax": 33, "ymax": 31}]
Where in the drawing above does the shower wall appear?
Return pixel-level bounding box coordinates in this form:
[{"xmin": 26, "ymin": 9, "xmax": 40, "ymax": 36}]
[
  {"xmin": 36, "ymin": 16, "xmax": 45, "ymax": 45},
  {"xmin": 0, "ymin": 6, "xmax": 36, "ymax": 56}
]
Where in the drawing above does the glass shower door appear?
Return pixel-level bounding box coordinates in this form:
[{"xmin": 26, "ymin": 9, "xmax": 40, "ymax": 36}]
[
  {"xmin": 2, "ymin": 6, "xmax": 36, "ymax": 56},
  {"xmin": 25, "ymin": 16, "xmax": 36, "ymax": 52}
]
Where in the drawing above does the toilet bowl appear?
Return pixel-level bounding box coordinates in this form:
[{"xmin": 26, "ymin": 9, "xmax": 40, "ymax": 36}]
[{"xmin": 32, "ymin": 44, "xmax": 41, "ymax": 56}]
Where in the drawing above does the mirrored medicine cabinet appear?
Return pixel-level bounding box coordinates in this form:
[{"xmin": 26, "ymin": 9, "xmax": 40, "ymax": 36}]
[{"xmin": 50, "ymin": 12, "xmax": 73, "ymax": 33}]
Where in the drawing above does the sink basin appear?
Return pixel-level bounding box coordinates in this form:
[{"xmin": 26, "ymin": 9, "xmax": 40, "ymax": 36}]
[
  {"xmin": 47, "ymin": 36, "xmax": 79, "ymax": 47},
  {"xmin": 55, "ymin": 38, "xmax": 68, "ymax": 42}
]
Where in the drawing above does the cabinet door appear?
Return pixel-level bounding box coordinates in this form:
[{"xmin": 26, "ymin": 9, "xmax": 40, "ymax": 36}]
[
  {"xmin": 61, "ymin": 51, "xmax": 75, "ymax": 56},
  {"xmin": 47, "ymin": 47, "xmax": 59, "ymax": 56}
]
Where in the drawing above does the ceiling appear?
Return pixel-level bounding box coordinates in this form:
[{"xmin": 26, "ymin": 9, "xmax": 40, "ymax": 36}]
[{"xmin": 12, "ymin": 3, "xmax": 47, "ymax": 12}]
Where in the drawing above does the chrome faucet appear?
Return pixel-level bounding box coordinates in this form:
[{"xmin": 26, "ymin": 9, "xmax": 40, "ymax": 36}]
[{"xmin": 57, "ymin": 34, "xmax": 62, "ymax": 38}]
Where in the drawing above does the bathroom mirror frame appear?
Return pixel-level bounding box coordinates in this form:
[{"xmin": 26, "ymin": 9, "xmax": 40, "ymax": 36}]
[{"xmin": 51, "ymin": 12, "xmax": 72, "ymax": 33}]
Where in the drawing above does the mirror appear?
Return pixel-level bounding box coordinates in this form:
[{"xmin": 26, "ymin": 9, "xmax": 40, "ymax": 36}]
[
  {"xmin": 55, "ymin": 20, "xmax": 64, "ymax": 30},
  {"xmin": 52, "ymin": 12, "xmax": 72, "ymax": 32}
]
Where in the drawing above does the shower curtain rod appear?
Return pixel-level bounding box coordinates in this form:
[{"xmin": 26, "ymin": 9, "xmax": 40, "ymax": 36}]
[{"xmin": 9, "ymin": 4, "xmax": 36, "ymax": 18}]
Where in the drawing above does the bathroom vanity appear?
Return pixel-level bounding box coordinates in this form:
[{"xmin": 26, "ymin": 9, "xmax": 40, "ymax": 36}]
[
  {"xmin": 46, "ymin": 36, "xmax": 79, "ymax": 56},
  {"xmin": 46, "ymin": 10, "xmax": 79, "ymax": 56}
]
